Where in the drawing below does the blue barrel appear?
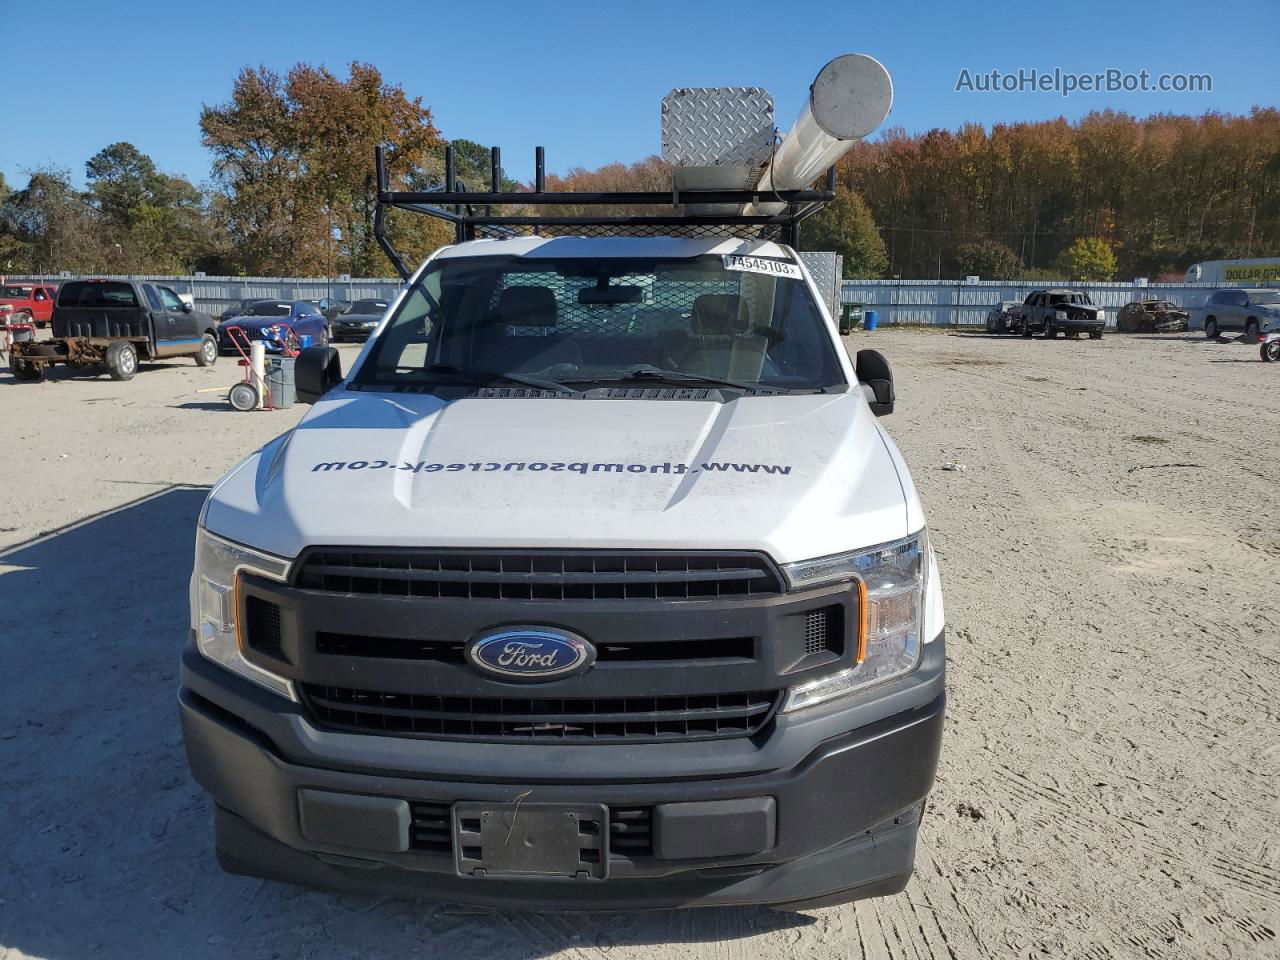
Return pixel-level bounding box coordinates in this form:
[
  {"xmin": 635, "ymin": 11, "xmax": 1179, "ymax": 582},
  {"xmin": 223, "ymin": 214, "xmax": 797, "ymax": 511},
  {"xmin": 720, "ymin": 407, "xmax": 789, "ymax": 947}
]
[
  {"xmin": 298, "ymin": 334, "xmax": 313, "ymax": 349},
  {"xmin": 865, "ymin": 309, "xmax": 879, "ymax": 331}
]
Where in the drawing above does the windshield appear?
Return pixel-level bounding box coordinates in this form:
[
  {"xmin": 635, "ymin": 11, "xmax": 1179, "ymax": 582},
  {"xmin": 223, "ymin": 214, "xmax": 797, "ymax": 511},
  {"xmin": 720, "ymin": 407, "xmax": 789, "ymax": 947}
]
[
  {"xmin": 247, "ymin": 302, "xmax": 292, "ymax": 317},
  {"xmin": 356, "ymin": 254, "xmax": 844, "ymax": 393},
  {"xmin": 350, "ymin": 299, "xmax": 389, "ymax": 314},
  {"xmin": 1252, "ymin": 292, "xmax": 1280, "ymax": 305},
  {"xmin": 0, "ymin": 286, "xmax": 31, "ymax": 299}
]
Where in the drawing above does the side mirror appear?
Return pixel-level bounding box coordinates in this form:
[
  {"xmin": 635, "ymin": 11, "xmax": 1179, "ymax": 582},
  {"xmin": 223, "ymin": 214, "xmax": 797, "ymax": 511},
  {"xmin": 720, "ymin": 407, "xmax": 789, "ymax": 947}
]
[
  {"xmin": 296, "ymin": 346, "xmax": 343, "ymax": 404},
  {"xmin": 181, "ymin": 301, "xmax": 193, "ymax": 313},
  {"xmin": 855, "ymin": 348, "xmax": 895, "ymax": 417}
]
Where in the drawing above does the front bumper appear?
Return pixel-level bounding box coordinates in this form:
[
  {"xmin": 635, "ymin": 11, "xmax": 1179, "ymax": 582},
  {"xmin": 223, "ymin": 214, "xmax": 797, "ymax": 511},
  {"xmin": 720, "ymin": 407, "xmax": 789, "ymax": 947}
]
[
  {"xmin": 332, "ymin": 324, "xmax": 375, "ymax": 340},
  {"xmin": 217, "ymin": 330, "xmax": 289, "ymax": 354},
  {"xmin": 1050, "ymin": 316, "xmax": 1104, "ymax": 331},
  {"xmin": 179, "ymin": 634, "xmax": 945, "ymax": 910}
]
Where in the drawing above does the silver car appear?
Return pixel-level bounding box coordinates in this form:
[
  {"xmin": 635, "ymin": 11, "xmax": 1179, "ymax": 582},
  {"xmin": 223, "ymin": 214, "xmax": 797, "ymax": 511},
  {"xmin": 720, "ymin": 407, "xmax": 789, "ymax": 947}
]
[{"xmin": 1192, "ymin": 288, "xmax": 1280, "ymax": 339}]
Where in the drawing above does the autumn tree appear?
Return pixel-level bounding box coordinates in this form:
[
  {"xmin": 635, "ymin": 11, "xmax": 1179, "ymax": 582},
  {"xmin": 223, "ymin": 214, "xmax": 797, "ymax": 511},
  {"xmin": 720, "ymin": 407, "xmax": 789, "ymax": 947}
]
[
  {"xmin": 201, "ymin": 62, "xmax": 449, "ymax": 276},
  {"xmin": 1054, "ymin": 236, "xmax": 1118, "ymax": 281},
  {"xmin": 539, "ymin": 156, "xmax": 672, "ymax": 217},
  {"xmin": 799, "ymin": 189, "xmax": 888, "ymax": 278},
  {"xmin": 838, "ymin": 108, "xmax": 1280, "ymax": 279}
]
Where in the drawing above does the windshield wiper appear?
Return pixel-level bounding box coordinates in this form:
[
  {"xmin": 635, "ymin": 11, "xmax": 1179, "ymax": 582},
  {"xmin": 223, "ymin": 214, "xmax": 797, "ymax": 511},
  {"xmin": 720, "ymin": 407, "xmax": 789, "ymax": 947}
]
[
  {"xmin": 406, "ymin": 364, "xmax": 575, "ymax": 395},
  {"xmin": 566, "ymin": 368, "xmax": 791, "ymax": 395}
]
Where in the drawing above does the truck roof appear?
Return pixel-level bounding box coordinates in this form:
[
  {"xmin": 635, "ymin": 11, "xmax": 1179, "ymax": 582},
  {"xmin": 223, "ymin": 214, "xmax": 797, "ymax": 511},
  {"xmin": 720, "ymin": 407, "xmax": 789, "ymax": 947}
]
[{"xmin": 432, "ymin": 235, "xmax": 795, "ymax": 261}]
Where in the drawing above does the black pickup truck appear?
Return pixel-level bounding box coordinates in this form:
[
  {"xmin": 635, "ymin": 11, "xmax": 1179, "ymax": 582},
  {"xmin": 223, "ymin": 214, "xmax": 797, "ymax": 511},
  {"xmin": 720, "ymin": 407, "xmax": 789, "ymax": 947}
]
[{"xmin": 9, "ymin": 279, "xmax": 219, "ymax": 381}]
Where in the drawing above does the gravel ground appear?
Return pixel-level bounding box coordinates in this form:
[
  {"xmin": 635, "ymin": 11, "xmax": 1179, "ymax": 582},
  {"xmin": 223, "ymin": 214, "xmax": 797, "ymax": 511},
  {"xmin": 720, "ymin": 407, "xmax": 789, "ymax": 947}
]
[{"xmin": 0, "ymin": 331, "xmax": 1277, "ymax": 959}]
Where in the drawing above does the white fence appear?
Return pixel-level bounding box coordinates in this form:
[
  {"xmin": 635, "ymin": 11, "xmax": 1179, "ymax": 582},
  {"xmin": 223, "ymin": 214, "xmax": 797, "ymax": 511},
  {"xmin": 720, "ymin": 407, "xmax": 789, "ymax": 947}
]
[
  {"xmin": 6, "ymin": 258, "xmax": 850, "ymax": 320},
  {"xmin": 840, "ymin": 279, "xmax": 1221, "ymax": 327},
  {"xmin": 5, "ymin": 272, "xmax": 1227, "ymax": 327}
]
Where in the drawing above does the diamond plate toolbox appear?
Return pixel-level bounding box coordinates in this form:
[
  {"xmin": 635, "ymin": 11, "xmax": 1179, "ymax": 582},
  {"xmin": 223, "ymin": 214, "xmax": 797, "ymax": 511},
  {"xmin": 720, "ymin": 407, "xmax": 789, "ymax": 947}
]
[{"xmin": 661, "ymin": 87, "xmax": 775, "ymax": 189}]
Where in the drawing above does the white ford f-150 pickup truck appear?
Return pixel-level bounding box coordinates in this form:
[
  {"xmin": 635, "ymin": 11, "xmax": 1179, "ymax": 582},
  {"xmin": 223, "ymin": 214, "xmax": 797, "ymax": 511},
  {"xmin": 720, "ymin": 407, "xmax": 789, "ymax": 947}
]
[{"xmin": 180, "ymin": 59, "xmax": 946, "ymax": 912}]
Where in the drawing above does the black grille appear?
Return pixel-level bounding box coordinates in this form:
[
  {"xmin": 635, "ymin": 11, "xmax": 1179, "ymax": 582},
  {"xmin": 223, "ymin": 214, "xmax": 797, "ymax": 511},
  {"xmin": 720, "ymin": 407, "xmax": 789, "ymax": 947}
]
[
  {"xmin": 218, "ymin": 325, "xmax": 274, "ymax": 342},
  {"xmin": 315, "ymin": 631, "xmax": 753, "ymax": 663},
  {"xmin": 300, "ymin": 684, "xmax": 779, "ymax": 743},
  {"xmin": 295, "ymin": 550, "xmax": 784, "ymax": 601},
  {"xmin": 609, "ymin": 807, "xmax": 653, "ymax": 858},
  {"xmin": 243, "ymin": 597, "xmax": 283, "ymax": 659},
  {"xmin": 406, "ymin": 802, "xmax": 654, "ymax": 859},
  {"xmin": 803, "ymin": 605, "xmax": 842, "ymax": 656},
  {"xmin": 408, "ymin": 800, "xmax": 452, "ymax": 854}
]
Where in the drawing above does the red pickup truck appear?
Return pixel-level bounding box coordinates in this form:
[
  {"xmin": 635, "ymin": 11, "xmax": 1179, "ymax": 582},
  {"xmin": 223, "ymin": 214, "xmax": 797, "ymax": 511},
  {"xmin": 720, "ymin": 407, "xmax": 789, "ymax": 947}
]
[{"xmin": 0, "ymin": 283, "xmax": 58, "ymax": 328}]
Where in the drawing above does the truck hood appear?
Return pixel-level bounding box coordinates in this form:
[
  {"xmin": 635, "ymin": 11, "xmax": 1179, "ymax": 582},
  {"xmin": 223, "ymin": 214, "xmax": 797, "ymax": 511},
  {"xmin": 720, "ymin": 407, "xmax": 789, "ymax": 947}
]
[{"xmin": 203, "ymin": 388, "xmax": 916, "ymax": 564}]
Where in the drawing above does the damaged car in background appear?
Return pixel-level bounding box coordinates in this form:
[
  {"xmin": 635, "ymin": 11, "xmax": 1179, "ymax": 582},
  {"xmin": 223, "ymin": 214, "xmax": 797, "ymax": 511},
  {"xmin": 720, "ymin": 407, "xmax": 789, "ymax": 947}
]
[{"xmin": 1116, "ymin": 299, "xmax": 1188, "ymax": 333}]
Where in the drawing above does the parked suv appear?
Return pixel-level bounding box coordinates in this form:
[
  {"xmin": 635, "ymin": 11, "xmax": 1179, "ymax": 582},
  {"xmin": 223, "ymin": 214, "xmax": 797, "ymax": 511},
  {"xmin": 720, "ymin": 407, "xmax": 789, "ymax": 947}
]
[
  {"xmin": 1014, "ymin": 289, "xmax": 1105, "ymax": 339},
  {"xmin": 1191, "ymin": 288, "xmax": 1280, "ymax": 340},
  {"xmin": 181, "ymin": 236, "xmax": 946, "ymax": 911}
]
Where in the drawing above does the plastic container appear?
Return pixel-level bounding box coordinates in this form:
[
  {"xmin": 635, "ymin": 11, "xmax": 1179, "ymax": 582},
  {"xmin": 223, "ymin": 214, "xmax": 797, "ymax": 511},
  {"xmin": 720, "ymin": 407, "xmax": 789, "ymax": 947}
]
[
  {"xmin": 298, "ymin": 334, "xmax": 313, "ymax": 349},
  {"xmin": 864, "ymin": 309, "xmax": 879, "ymax": 331},
  {"xmin": 266, "ymin": 356, "xmax": 297, "ymax": 409}
]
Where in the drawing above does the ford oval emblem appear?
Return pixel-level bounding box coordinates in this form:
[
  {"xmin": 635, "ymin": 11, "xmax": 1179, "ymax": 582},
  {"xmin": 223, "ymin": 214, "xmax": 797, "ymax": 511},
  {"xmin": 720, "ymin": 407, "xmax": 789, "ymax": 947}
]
[{"xmin": 466, "ymin": 626, "xmax": 596, "ymax": 683}]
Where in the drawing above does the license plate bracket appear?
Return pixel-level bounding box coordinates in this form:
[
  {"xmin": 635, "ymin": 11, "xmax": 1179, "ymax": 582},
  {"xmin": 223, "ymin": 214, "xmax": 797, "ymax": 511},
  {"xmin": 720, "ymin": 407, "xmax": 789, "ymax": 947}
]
[{"xmin": 453, "ymin": 802, "xmax": 609, "ymax": 880}]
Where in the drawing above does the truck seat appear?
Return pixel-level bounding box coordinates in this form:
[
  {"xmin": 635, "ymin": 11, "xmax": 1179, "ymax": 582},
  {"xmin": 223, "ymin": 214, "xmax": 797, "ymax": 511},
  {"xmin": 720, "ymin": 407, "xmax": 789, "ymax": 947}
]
[
  {"xmin": 476, "ymin": 286, "xmax": 582, "ymax": 372},
  {"xmin": 681, "ymin": 294, "xmax": 751, "ymax": 378}
]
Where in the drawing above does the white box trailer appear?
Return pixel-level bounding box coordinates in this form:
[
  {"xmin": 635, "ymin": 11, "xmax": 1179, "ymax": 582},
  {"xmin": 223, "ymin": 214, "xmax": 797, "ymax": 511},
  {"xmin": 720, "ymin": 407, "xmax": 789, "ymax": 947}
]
[{"xmin": 1184, "ymin": 258, "xmax": 1280, "ymax": 285}]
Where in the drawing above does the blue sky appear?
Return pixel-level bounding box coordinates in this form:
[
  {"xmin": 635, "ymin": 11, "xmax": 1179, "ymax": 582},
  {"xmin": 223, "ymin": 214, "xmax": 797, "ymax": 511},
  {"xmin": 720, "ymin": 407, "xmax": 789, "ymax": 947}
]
[{"xmin": 2, "ymin": 0, "xmax": 1274, "ymax": 191}]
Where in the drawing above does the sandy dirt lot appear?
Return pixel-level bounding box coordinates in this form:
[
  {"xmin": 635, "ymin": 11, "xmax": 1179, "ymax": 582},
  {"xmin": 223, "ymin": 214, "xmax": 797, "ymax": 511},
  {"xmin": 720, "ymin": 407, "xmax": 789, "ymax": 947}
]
[{"xmin": 1, "ymin": 331, "xmax": 1277, "ymax": 959}]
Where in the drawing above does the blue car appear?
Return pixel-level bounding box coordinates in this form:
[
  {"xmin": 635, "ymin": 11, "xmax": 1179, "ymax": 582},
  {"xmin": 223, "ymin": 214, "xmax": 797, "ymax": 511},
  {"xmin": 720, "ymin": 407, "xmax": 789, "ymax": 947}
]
[{"xmin": 216, "ymin": 299, "xmax": 329, "ymax": 355}]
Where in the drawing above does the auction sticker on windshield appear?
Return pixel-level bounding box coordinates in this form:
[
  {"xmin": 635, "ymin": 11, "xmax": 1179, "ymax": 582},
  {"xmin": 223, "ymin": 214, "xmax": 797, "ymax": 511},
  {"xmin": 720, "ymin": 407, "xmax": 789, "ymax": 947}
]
[{"xmin": 722, "ymin": 254, "xmax": 803, "ymax": 279}]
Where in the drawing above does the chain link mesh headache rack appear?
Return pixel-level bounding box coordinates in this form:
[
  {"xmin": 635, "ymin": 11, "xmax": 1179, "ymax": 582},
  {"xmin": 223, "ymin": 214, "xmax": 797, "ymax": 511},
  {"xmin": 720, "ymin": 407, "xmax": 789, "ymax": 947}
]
[{"xmin": 372, "ymin": 55, "xmax": 896, "ymax": 280}]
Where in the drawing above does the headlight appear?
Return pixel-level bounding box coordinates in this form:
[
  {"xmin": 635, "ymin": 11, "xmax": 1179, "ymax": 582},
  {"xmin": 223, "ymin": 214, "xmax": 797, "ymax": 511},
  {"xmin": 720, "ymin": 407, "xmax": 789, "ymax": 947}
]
[
  {"xmin": 780, "ymin": 531, "xmax": 928, "ymax": 712},
  {"xmin": 193, "ymin": 528, "xmax": 296, "ymax": 700}
]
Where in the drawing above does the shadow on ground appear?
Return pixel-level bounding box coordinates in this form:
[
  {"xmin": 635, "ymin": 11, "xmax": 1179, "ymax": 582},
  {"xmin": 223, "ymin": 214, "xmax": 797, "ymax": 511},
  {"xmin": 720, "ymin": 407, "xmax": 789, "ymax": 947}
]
[
  {"xmin": 173, "ymin": 401, "xmax": 236, "ymax": 411},
  {"xmin": 0, "ymin": 487, "xmax": 807, "ymax": 960}
]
